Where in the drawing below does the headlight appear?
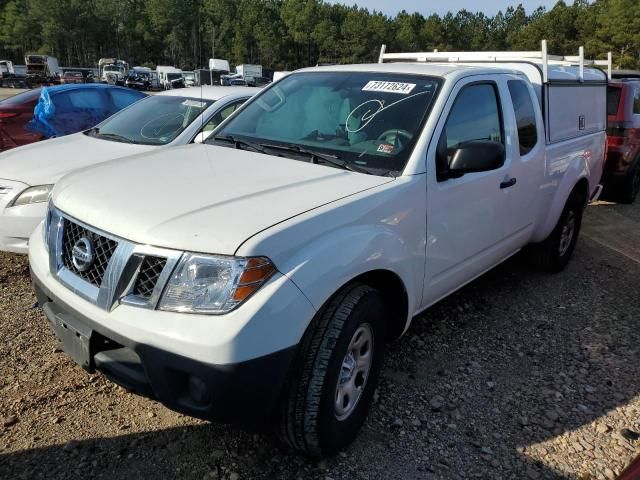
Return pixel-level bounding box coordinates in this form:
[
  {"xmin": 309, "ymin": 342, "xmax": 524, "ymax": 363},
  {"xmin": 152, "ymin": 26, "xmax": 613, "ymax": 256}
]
[
  {"xmin": 10, "ymin": 184, "xmax": 53, "ymax": 207},
  {"xmin": 158, "ymin": 254, "xmax": 276, "ymax": 314}
]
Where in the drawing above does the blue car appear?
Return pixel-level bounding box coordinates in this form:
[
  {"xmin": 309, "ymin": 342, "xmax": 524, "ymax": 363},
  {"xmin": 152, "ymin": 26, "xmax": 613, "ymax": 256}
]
[{"xmin": 26, "ymin": 84, "xmax": 146, "ymax": 139}]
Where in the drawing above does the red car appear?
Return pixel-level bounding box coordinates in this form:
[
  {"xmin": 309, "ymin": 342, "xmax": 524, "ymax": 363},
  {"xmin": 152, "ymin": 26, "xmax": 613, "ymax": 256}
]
[
  {"xmin": 604, "ymin": 75, "xmax": 640, "ymax": 203},
  {"xmin": 61, "ymin": 71, "xmax": 84, "ymax": 84},
  {"xmin": 0, "ymin": 84, "xmax": 146, "ymax": 152},
  {"xmin": 0, "ymin": 88, "xmax": 43, "ymax": 151}
]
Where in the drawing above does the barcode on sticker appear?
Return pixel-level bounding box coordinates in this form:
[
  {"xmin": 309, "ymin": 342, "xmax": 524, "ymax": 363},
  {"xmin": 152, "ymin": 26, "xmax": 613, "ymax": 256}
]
[{"xmin": 362, "ymin": 81, "xmax": 416, "ymax": 95}]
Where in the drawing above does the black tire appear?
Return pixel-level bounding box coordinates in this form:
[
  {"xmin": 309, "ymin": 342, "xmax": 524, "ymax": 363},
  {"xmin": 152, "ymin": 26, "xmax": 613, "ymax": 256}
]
[
  {"xmin": 620, "ymin": 163, "xmax": 640, "ymax": 204},
  {"xmin": 278, "ymin": 283, "xmax": 386, "ymax": 456},
  {"xmin": 528, "ymin": 190, "xmax": 585, "ymax": 272}
]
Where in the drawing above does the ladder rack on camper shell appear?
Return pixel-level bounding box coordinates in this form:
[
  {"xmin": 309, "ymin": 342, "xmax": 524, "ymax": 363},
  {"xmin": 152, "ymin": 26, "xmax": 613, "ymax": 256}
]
[{"xmin": 378, "ymin": 40, "xmax": 612, "ymax": 83}]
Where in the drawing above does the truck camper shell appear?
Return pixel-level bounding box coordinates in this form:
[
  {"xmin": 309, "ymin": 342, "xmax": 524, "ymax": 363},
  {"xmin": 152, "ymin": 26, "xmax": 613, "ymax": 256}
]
[{"xmin": 379, "ymin": 41, "xmax": 611, "ymax": 144}]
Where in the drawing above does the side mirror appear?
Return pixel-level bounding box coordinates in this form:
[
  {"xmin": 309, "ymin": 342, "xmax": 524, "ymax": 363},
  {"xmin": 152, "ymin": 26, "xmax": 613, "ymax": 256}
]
[{"xmin": 438, "ymin": 139, "xmax": 504, "ymax": 180}]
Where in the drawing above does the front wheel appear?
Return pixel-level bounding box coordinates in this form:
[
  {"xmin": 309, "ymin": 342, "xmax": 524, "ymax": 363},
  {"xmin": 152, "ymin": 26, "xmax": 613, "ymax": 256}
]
[
  {"xmin": 278, "ymin": 284, "xmax": 386, "ymax": 456},
  {"xmin": 527, "ymin": 190, "xmax": 585, "ymax": 272}
]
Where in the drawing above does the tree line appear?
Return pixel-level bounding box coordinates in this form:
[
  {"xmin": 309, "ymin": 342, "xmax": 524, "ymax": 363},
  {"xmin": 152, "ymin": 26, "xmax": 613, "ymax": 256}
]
[{"xmin": 0, "ymin": 0, "xmax": 638, "ymax": 71}]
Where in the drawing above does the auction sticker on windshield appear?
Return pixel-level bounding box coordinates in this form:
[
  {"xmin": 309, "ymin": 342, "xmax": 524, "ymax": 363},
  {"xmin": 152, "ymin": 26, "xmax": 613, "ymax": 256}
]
[
  {"xmin": 362, "ymin": 81, "xmax": 416, "ymax": 94},
  {"xmin": 182, "ymin": 100, "xmax": 206, "ymax": 108}
]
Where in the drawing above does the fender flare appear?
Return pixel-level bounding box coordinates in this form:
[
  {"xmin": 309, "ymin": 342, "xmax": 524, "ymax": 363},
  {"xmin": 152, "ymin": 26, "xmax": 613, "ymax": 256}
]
[
  {"xmin": 277, "ymin": 224, "xmax": 417, "ymax": 339},
  {"xmin": 532, "ymin": 155, "xmax": 590, "ymax": 243}
]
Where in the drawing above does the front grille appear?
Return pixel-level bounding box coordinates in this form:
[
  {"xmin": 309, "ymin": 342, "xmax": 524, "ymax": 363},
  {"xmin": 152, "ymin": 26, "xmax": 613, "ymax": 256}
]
[
  {"xmin": 0, "ymin": 185, "xmax": 12, "ymax": 195},
  {"xmin": 61, "ymin": 219, "xmax": 118, "ymax": 287},
  {"xmin": 132, "ymin": 256, "xmax": 166, "ymax": 298}
]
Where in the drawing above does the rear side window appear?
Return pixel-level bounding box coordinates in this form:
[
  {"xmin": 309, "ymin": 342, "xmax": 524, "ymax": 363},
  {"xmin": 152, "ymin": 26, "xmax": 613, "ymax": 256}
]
[
  {"xmin": 607, "ymin": 86, "xmax": 622, "ymax": 116},
  {"xmin": 507, "ymin": 80, "xmax": 538, "ymax": 156},
  {"xmin": 65, "ymin": 89, "xmax": 107, "ymax": 109},
  {"xmin": 634, "ymin": 90, "xmax": 640, "ymax": 115}
]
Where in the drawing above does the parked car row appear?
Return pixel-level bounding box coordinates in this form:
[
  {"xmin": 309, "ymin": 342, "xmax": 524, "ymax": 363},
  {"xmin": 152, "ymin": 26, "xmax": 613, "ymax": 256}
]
[
  {"xmin": 0, "ymin": 85, "xmax": 258, "ymax": 252},
  {"xmin": 0, "ymin": 42, "xmax": 630, "ymax": 458},
  {"xmin": 3, "ymin": 54, "xmax": 277, "ymax": 91}
]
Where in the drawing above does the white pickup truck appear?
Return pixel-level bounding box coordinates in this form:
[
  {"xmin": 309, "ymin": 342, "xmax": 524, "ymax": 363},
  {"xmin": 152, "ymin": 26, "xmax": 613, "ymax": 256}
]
[{"xmin": 29, "ymin": 43, "xmax": 607, "ymax": 456}]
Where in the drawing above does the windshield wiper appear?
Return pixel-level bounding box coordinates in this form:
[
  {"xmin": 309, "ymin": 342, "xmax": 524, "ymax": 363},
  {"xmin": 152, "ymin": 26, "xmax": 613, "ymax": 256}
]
[
  {"xmin": 212, "ymin": 134, "xmax": 265, "ymax": 153},
  {"xmin": 260, "ymin": 143, "xmax": 371, "ymax": 174},
  {"xmin": 86, "ymin": 127, "xmax": 138, "ymax": 144}
]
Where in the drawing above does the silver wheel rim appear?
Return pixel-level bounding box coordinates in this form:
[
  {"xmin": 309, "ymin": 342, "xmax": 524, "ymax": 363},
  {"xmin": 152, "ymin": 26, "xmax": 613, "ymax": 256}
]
[
  {"xmin": 558, "ymin": 210, "xmax": 576, "ymax": 257},
  {"xmin": 334, "ymin": 324, "xmax": 374, "ymax": 421}
]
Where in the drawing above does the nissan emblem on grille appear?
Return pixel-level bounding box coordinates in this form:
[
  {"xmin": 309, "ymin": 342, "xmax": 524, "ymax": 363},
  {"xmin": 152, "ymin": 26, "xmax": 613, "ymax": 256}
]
[{"xmin": 71, "ymin": 237, "xmax": 95, "ymax": 272}]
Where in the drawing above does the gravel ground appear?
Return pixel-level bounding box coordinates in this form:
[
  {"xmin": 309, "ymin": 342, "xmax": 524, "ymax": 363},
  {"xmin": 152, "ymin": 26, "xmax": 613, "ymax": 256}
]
[{"xmin": 0, "ymin": 199, "xmax": 639, "ymax": 480}]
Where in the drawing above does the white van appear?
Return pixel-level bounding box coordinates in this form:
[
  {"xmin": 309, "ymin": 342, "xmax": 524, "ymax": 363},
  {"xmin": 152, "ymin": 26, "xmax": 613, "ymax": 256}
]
[{"xmin": 156, "ymin": 66, "xmax": 184, "ymax": 90}]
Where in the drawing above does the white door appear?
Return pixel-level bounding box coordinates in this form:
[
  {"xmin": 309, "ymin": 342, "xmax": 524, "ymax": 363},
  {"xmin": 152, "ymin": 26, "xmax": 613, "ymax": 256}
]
[{"xmin": 422, "ymin": 76, "xmax": 518, "ymax": 307}]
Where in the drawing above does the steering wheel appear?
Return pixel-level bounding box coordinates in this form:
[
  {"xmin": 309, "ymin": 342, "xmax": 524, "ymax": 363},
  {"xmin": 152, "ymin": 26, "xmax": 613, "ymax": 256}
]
[{"xmin": 377, "ymin": 129, "xmax": 413, "ymax": 144}]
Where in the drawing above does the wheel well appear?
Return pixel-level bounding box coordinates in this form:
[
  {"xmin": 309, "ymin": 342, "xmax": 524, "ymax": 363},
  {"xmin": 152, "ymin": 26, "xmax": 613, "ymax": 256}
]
[
  {"xmin": 350, "ymin": 270, "xmax": 409, "ymax": 342},
  {"xmin": 573, "ymin": 177, "xmax": 589, "ymax": 206}
]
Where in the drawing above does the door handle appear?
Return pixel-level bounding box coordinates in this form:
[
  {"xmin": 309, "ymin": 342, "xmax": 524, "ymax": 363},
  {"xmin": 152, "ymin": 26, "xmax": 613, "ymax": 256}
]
[{"xmin": 500, "ymin": 177, "xmax": 517, "ymax": 189}]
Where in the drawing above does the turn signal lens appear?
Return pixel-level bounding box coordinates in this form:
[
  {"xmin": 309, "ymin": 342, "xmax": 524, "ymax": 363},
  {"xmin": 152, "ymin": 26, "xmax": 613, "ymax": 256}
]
[{"xmin": 238, "ymin": 263, "xmax": 276, "ymax": 285}]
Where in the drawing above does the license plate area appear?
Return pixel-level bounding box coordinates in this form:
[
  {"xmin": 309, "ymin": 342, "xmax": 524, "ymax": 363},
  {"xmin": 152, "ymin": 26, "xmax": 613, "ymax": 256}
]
[{"xmin": 51, "ymin": 312, "xmax": 93, "ymax": 371}]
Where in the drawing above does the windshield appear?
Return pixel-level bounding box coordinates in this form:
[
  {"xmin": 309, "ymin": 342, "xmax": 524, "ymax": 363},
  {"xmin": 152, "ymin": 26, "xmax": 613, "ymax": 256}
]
[
  {"xmin": 167, "ymin": 73, "xmax": 182, "ymax": 81},
  {"xmin": 184, "ymin": 73, "xmax": 194, "ymax": 80},
  {"xmin": 105, "ymin": 66, "xmax": 124, "ymax": 73},
  {"xmin": 212, "ymin": 72, "xmax": 441, "ymax": 174},
  {"xmin": 87, "ymin": 95, "xmax": 213, "ymax": 145}
]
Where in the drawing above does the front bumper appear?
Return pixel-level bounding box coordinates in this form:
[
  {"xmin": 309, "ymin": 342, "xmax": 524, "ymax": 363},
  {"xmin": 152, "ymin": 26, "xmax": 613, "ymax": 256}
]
[
  {"xmin": 29, "ymin": 222, "xmax": 316, "ymax": 425},
  {"xmin": 33, "ymin": 277, "xmax": 294, "ymax": 425},
  {"xmin": 0, "ymin": 203, "xmax": 46, "ymax": 254}
]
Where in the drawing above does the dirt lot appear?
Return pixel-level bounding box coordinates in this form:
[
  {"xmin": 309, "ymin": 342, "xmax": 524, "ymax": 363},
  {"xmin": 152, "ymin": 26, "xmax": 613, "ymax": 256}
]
[{"xmin": 0, "ymin": 198, "xmax": 639, "ymax": 480}]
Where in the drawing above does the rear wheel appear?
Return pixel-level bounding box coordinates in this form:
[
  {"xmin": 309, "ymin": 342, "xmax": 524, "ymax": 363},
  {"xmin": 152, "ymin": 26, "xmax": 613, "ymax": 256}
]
[
  {"xmin": 620, "ymin": 163, "xmax": 640, "ymax": 204},
  {"xmin": 278, "ymin": 283, "xmax": 386, "ymax": 456},
  {"xmin": 528, "ymin": 190, "xmax": 585, "ymax": 272}
]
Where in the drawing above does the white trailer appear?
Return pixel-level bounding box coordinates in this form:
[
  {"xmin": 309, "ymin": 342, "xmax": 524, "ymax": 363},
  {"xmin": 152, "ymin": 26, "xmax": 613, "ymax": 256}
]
[{"xmin": 235, "ymin": 64, "xmax": 262, "ymax": 84}]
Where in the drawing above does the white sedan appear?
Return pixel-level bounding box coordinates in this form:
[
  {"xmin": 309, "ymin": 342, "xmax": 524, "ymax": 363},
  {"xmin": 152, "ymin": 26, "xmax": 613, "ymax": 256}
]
[{"xmin": 0, "ymin": 86, "xmax": 260, "ymax": 253}]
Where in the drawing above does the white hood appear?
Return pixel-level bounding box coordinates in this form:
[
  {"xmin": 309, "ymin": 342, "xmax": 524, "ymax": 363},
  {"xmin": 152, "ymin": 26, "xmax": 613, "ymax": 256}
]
[
  {"xmin": 53, "ymin": 144, "xmax": 393, "ymax": 254},
  {"xmin": 0, "ymin": 133, "xmax": 154, "ymax": 186}
]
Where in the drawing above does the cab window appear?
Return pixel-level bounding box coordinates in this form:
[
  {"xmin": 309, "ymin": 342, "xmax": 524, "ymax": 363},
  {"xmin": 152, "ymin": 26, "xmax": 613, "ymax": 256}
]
[
  {"xmin": 436, "ymin": 83, "xmax": 504, "ymax": 180},
  {"xmin": 507, "ymin": 80, "xmax": 538, "ymax": 155}
]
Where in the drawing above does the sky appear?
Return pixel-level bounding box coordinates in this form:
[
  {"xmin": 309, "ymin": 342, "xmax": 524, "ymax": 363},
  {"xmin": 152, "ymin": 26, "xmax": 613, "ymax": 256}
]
[{"xmin": 327, "ymin": 0, "xmax": 561, "ymax": 16}]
